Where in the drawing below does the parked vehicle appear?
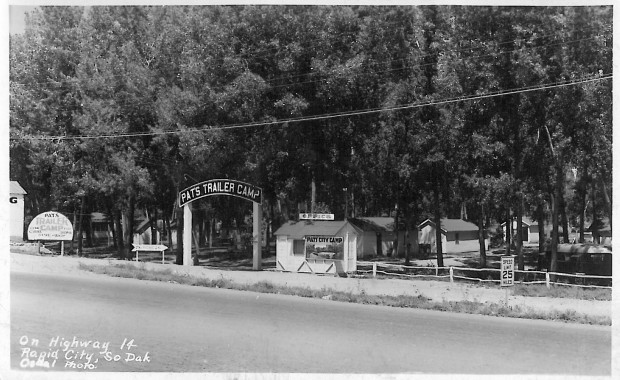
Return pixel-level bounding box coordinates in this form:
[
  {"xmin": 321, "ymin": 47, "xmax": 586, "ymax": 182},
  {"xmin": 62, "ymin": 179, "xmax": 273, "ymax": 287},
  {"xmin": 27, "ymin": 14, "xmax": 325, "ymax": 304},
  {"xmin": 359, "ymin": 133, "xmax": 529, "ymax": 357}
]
[{"xmin": 544, "ymin": 243, "xmax": 612, "ymax": 276}]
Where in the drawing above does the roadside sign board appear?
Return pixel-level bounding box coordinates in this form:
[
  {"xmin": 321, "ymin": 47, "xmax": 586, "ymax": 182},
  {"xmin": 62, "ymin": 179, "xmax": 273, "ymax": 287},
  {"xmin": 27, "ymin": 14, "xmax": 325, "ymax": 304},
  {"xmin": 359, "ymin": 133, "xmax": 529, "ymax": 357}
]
[
  {"xmin": 501, "ymin": 256, "xmax": 515, "ymax": 287},
  {"xmin": 132, "ymin": 244, "xmax": 168, "ymax": 252},
  {"xmin": 132, "ymin": 244, "xmax": 169, "ymax": 264},
  {"xmin": 27, "ymin": 211, "xmax": 73, "ymax": 241},
  {"xmin": 299, "ymin": 213, "xmax": 335, "ymax": 220}
]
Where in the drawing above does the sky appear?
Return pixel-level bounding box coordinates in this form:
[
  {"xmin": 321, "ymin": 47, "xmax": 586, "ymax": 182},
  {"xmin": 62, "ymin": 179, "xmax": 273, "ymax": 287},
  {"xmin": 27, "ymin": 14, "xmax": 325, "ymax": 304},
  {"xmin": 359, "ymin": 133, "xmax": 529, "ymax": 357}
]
[{"xmin": 9, "ymin": 6, "xmax": 37, "ymax": 34}]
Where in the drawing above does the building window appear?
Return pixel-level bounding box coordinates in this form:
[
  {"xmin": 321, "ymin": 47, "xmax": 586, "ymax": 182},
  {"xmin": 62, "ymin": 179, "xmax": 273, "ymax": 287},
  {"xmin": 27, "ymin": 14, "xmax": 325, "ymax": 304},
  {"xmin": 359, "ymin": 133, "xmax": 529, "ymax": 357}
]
[{"xmin": 293, "ymin": 239, "xmax": 305, "ymax": 256}]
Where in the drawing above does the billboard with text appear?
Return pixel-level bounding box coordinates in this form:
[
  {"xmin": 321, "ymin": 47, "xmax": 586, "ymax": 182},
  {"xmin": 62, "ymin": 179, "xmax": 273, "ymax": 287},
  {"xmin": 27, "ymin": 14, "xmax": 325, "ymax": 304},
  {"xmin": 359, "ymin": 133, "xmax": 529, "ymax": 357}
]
[{"xmin": 305, "ymin": 236, "xmax": 344, "ymax": 260}]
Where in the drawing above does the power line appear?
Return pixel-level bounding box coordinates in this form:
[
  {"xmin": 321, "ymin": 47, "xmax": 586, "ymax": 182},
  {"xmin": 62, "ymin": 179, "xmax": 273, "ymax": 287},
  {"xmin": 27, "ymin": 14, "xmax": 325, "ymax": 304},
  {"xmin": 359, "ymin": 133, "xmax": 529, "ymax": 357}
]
[
  {"xmin": 11, "ymin": 73, "xmax": 611, "ymax": 142},
  {"xmin": 9, "ymin": 39, "xmax": 612, "ymax": 116},
  {"xmin": 10, "ymin": 31, "xmax": 610, "ymax": 94}
]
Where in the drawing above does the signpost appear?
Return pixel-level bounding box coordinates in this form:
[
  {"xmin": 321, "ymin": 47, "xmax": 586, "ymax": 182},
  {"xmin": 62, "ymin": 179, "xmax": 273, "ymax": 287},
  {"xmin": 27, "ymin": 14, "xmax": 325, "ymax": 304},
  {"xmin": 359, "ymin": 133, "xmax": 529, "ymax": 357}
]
[
  {"xmin": 501, "ymin": 256, "xmax": 515, "ymax": 304},
  {"xmin": 132, "ymin": 244, "xmax": 168, "ymax": 264}
]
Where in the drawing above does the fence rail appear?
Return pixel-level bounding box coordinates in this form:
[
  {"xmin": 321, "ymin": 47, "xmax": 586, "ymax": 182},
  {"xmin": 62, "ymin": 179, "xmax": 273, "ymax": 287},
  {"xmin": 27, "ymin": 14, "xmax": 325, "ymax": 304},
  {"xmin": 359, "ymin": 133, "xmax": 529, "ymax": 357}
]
[{"xmin": 356, "ymin": 261, "xmax": 612, "ymax": 289}]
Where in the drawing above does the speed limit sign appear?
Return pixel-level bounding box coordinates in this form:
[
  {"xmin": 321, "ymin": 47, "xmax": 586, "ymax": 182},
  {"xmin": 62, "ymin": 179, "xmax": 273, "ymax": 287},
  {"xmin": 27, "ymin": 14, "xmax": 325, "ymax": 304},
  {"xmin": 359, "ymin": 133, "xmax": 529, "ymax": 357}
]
[{"xmin": 501, "ymin": 256, "xmax": 515, "ymax": 287}]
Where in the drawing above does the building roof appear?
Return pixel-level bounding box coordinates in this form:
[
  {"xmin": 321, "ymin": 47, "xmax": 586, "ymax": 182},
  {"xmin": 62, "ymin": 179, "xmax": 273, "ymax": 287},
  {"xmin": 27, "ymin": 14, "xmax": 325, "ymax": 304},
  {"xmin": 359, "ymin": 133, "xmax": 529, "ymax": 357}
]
[
  {"xmin": 418, "ymin": 218, "xmax": 479, "ymax": 233},
  {"xmin": 587, "ymin": 218, "xmax": 611, "ymax": 234},
  {"xmin": 351, "ymin": 217, "xmax": 396, "ymax": 231},
  {"xmin": 274, "ymin": 220, "xmax": 354, "ymax": 239},
  {"xmin": 10, "ymin": 181, "xmax": 27, "ymax": 195},
  {"xmin": 500, "ymin": 217, "xmax": 535, "ymax": 227},
  {"xmin": 555, "ymin": 243, "xmax": 611, "ymax": 255},
  {"xmin": 91, "ymin": 212, "xmax": 109, "ymax": 223}
]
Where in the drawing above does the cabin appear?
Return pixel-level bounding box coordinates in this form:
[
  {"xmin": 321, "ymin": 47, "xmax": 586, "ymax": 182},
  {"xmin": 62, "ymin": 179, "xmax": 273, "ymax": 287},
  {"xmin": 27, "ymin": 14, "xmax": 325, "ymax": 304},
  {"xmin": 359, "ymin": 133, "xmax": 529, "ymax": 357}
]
[
  {"xmin": 10, "ymin": 181, "xmax": 27, "ymax": 242},
  {"xmin": 418, "ymin": 218, "xmax": 487, "ymax": 254},
  {"xmin": 274, "ymin": 220, "xmax": 361, "ymax": 274},
  {"xmin": 587, "ymin": 218, "xmax": 612, "ymax": 245},
  {"xmin": 348, "ymin": 217, "xmax": 410, "ymax": 256},
  {"xmin": 133, "ymin": 218, "xmax": 163, "ymax": 245},
  {"xmin": 501, "ymin": 217, "xmax": 541, "ymax": 243}
]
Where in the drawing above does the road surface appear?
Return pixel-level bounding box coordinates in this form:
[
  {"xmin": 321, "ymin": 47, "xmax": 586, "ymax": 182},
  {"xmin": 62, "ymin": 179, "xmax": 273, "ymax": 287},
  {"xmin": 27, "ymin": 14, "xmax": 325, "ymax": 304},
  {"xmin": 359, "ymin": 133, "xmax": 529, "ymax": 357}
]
[{"xmin": 10, "ymin": 270, "xmax": 611, "ymax": 374}]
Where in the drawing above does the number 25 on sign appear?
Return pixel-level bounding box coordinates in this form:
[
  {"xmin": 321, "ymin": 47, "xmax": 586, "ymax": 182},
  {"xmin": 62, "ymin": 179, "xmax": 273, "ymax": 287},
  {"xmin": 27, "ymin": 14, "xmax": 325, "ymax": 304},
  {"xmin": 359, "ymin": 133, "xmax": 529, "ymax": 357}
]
[{"xmin": 501, "ymin": 256, "xmax": 515, "ymax": 287}]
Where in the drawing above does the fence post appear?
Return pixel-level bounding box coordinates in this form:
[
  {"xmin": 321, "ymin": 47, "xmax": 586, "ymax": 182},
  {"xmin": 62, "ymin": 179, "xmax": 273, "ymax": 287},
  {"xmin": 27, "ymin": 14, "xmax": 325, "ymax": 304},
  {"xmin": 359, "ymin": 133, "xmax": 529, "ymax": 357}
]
[
  {"xmin": 449, "ymin": 267, "xmax": 454, "ymax": 283},
  {"xmin": 545, "ymin": 272, "xmax": 550, "ymax": 289},
  {"xmin": 372, "ymin": 262, "xmax": 377, "ymax": 277},
  {"xmin": 435, "ymin": 265, "xmax": 438, "ymax": 277}
]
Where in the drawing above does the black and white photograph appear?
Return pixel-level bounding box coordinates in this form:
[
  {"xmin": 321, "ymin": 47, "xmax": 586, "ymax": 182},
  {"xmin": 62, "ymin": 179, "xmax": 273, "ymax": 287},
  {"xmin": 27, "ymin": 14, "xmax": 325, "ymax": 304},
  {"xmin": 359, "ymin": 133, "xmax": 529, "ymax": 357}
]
[{"xmin": 3, "ymin": 1, "xmax": 616, "ymax": 378}]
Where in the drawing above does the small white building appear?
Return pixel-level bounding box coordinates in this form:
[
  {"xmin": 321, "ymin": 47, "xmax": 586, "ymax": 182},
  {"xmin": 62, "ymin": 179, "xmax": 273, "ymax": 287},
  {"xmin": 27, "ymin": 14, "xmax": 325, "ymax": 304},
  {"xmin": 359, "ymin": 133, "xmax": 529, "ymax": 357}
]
[
  {"xmin": 418, "ymin": 218, "xmax": 487, "ymax": 254},
  {"xmin": 501, "ymin": 217, "xmax": 541, "ymax": 243},
  {"xmin": 274, "ymin": 220, "xmax": 360, "ymax": 274},
  {"xmin": 349, "ymin": 217, "xmax": 409, "ymax": 256},
  {"xmin": 10, "ymin": 181, "xmax": 27, "ymax": 242}
]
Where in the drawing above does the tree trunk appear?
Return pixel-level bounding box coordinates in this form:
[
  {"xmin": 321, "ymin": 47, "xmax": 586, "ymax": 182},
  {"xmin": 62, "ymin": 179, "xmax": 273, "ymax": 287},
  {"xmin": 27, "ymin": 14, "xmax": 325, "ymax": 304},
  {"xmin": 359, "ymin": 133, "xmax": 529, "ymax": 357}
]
[
  {"xmin": 404, "ymin": 208, "xmax": 411, "ymax": 266},
  {"xmin": 71, "ymin": 205, "xmax": 78, "ymax": 254},
  {"xmin": 579, "ymin": 182, "xmax": 587, "ymax": 243},
  {"xmin": 77, "ymin": 195, "xmax": 85, "ymax": 257},
  {"xmin": 598, "ymin": 175, "xmax": 612, "ymax": 230},
  {"xmin": 478, "ymin": 204, "xmax": 486, "ymax": 268},
  {"xmin": 559, "ymin": 189, "xmax": 569, "ymax": 243},
  {"xmin": 591, "ymin": 180, "xmax": 600, "ymax": 244},
  {"xmin": 311, "ymin": 174, "xmax": 316, "ymax": 214},
  {"xmin": 124, "ymin": 192, "xmax": 136, "ymax": 260},
  {"xmin": 209, "ymin": 217, "xmax": 214, "ymax": 249},
  {"xmin": 165, "ymin": 217, "xmax": 172, "ymax": 249},
  {"xmin": 516, "ymin": 199, "xmax": 524, "ymax": 271},
  {"xmin": 84, "ymin": 213, "xmax": 93, "ymax": 249},
  {"xmin": 550, "ymin": 172, "xmax": 561, "ymax": 274},
  {"xmin": 197, "ymin": 209, "xmax": 205, "ymax": 247},
  {"xmin": 505, "ymin": 210, "xmax": 511, "ymax": 256},
  {"xmin": 114, "ymin": 210, "xmax": 124, "ymax": 259},
  {"xmin": 108, "ymin": 207, "xmax": 117, "ymax": 249},
  {"xmin": 537, "ymin": 203, "xmax": 545, "ymax": 271},
  {"xmin": 392, "ymin": 201, "xmax": 399, "ymax": 258},
  {"xmin": 434, "ymin": 184, "xmax": 444, "ymax": 268},
  {"xmin": 150, "ymin": 208, "xmax": 158, "ymax": 244}
]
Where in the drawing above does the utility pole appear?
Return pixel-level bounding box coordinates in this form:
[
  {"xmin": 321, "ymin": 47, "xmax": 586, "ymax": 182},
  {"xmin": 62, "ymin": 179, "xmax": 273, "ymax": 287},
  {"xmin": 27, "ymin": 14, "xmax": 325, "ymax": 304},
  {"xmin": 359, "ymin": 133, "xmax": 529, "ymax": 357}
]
[{"xmin": 343, "ymin": 187, "xmax": 348, "ymax": 220}]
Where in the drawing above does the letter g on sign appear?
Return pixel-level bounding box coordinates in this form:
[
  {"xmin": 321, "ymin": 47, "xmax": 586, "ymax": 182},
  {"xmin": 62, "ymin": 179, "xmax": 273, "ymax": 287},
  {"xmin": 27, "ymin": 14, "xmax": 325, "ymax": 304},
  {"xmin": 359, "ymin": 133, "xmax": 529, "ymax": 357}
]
[{"xmin": 10, "ymin": 197, "xmax": 17, "ymax": 204}]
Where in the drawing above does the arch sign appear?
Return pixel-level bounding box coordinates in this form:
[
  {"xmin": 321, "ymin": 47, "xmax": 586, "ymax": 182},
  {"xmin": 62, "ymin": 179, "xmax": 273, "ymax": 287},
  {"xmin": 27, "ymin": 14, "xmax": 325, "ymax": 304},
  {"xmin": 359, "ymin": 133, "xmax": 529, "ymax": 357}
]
[
  {"xmin": 179, "ymin": 179, "xmax": 262, "ymax": 207},
  {"xmin": 178, "ymin": 179, "xmax": 263, "ymax": 270}
]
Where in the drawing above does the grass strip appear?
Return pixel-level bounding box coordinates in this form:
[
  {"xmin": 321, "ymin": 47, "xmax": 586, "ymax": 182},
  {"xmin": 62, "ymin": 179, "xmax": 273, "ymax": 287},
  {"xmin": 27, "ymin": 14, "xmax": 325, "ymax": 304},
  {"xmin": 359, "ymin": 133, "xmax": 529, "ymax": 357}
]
[
  {"xmin": 512, "ymin": 283, "xmax": 611, "ymax": 301},
  {"xmin": 78, "ymin": 262, "xmax": 610, "ymax": 326}
]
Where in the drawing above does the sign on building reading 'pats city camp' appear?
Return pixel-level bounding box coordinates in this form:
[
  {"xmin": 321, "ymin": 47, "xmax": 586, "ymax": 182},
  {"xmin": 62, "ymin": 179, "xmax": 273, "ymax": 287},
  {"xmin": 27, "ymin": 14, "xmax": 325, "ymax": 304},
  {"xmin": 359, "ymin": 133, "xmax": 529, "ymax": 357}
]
[
  {"xmin": 305, "ymin": 236, "xmax": 344, "ymax": 260},
  {"xmin": 27, "ymin": 211, "xmax": 74, "ymax": 241},
  {"xmin": 178, "ymin": 179, "xmax": 262, "ymax": 207}
]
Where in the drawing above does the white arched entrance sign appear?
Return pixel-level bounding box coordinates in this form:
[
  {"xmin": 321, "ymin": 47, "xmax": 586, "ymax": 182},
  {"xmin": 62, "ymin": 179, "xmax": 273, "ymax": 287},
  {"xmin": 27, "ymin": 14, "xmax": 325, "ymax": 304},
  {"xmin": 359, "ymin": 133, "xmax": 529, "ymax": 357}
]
[{"xmin": 178, "ymin": 179, "xmax": 263, "ymax": 270}]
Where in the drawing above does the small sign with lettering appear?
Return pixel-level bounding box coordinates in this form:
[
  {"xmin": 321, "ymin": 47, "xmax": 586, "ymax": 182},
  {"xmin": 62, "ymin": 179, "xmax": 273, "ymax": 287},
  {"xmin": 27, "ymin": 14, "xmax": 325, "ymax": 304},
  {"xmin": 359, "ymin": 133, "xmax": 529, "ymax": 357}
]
[
  {"xmin": 501, "ymin": 256, "xmax": 515, "ymax": 287},
  {"xmin": 299, "ymin": 213, "xmax": 335, "ymax": 220},
  {"xmin": 131, "ymin": 244, "xmax": 168, "ymax": 252}
]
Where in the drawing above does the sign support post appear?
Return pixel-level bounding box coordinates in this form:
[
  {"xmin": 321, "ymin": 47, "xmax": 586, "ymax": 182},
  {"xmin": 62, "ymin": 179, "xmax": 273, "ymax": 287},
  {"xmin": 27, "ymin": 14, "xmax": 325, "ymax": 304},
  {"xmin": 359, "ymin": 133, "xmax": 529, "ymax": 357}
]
[
  {"xmin": 183, "ymin": 204, "xmax": 192, "ymax": 266},
  {"xmin": 253, "ymin": 201, "xmax": 262, "ymax": 271}
]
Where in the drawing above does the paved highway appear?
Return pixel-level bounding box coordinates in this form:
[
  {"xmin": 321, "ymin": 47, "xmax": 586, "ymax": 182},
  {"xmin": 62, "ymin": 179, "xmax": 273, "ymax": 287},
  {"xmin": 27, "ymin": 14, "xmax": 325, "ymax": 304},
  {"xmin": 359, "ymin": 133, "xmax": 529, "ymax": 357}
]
[{"xmin": 10, "ymin": 271, "xmax": 611, "ymax": 374}]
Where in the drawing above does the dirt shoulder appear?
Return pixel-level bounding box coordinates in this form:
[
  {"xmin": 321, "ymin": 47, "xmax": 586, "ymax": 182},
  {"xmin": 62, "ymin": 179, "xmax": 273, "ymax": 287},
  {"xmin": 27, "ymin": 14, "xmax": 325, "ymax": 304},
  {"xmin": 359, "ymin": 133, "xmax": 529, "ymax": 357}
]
[{"xmin": 9, "ymin": 252, "xmax": 612, "ymax": 321}]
